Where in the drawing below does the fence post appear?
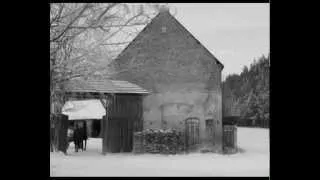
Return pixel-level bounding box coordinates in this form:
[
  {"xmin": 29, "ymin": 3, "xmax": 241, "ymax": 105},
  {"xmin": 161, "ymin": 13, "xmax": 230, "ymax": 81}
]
[{"xmin": 102, "ymin": 115, "xmax": 108, "ymax": 155}]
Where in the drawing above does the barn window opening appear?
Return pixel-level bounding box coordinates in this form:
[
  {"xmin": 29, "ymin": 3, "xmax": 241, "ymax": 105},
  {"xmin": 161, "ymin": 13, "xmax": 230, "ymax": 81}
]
[
  {"xmin": 91, "ymin": 119, "xmax": 101, "ymax": 138},
  {"xmin": 161, "ymin": 26, "xmax": 167, "ymax": 33},
  {"xmin": 68, "ymin": 121, "xmax": 74, "ymax": 129}
]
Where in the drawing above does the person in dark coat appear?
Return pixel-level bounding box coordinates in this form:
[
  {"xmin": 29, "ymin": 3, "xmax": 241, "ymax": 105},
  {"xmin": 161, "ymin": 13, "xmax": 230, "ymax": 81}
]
[
  {"xmin": 77, "ymin": 122, "xmax": 84, "ymax": 151},
  {"xmin": 78, "ymin": 126, "xmax": 84, "ymax": 151},
  {"xmin": 82, "ymin": 122, "xmax": 88, "ymax": 151},
  {"xmin": 73, "ymin": 124, "xmax": 81, "ymax": 152}
]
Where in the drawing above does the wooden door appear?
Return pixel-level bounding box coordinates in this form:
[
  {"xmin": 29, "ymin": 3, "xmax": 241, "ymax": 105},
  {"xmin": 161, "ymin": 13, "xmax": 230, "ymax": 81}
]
[
  {"xmin": 185, "ymin": 117, "xmax": 200, "ymax": 152},
  {"xmin": 205, "ymin": 119, "xmax": 214, "ymax": 145},
  {"xmin": 110, "ymin": 118, "xmax": 121, "ymax": 153},
  {"xmin": 121, "ymin": 117, "xmax": 133, "ymax": 152},
  {"xmin": 102, "ymin": 116, "xmax": 120, "ymax": 153},
  {"xmin": 102, "ymin": 95, "xmax": 140, "ymax": 153}
]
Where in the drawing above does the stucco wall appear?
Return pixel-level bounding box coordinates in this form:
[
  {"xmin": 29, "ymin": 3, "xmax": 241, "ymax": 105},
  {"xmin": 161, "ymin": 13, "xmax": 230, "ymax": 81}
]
[{"xmin": 142, "ymin": 83, "xmax": 222, "ymax": 151}]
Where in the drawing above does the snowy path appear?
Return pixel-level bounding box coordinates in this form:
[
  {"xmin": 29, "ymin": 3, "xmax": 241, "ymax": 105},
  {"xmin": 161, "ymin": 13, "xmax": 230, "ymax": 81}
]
[{"xmin": 50, "ymin": 127, "xmax": 269, "ymax": 176}]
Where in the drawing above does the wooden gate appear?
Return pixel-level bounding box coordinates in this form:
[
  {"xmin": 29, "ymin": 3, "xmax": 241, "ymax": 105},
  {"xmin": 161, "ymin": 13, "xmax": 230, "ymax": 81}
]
[
  {"xmin": 223, "ymin": 125, "xmax": 237, "ymax": 153},
  {"xmin": 102, "ymin": 94, "xmax": 142, "ymax": 153},
  {"xmin": 205, "ymin": 119, "xmax": 214, "ymax": 145},
  {"xmin": 185, "ymin": 117, "xmax": 200, "ymax": 152},
  {"xmin": 102, "ymin": 117, "xmax": 134, "ymax": 153}
]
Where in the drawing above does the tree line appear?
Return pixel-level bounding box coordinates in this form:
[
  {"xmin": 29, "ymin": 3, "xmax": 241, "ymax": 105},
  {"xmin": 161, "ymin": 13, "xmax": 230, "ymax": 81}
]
[{"xmin": 223, "ymin": 54, "xmax": 270, "ymax": 127}]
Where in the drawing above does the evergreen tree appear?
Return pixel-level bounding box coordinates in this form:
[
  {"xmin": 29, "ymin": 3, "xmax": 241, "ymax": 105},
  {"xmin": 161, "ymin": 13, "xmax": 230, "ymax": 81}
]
[{"xmin": 223, "ymin": 54, "xmax": 270, "ymax": 127}]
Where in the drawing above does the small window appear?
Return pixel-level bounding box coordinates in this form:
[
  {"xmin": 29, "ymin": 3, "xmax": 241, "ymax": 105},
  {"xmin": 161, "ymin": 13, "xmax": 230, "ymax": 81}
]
[
  {"xmin": 161, "ymin": 26, "xmax": 167, "ymax": 33},
  {"xmin": 206, "ymin": 119, "xmax": 213, "ymax": 127}
]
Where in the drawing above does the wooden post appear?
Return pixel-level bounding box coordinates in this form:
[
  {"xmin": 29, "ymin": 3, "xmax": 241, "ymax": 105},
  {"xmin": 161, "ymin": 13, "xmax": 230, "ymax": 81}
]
[
  {"xmin": 102, "ymin": 115, "xmax": 108, "ymax": 154},
  {"xmin": 234, "ymin": 127, "xmax": 237, "ymax": 150}
]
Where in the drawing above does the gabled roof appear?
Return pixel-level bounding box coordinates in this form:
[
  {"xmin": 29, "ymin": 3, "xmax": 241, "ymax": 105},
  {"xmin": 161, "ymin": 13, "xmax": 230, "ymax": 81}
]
[
  {"xmin": 113, "ymin": 10, "xmax": 224, "ymax": 70},
  {"xmin": 60, "ymin": 78, "xmax": 149, "ymax": 94}
]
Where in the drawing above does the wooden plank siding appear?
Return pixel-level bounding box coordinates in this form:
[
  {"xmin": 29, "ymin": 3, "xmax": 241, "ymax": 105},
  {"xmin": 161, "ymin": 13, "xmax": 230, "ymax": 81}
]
[{"xmin": 102, "ymin": 94, "xmax": 144, "ymax": 153}]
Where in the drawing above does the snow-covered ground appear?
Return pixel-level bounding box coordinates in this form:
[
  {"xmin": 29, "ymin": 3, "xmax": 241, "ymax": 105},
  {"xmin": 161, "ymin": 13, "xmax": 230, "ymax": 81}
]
[{"xmin": 50, "ymin": 127, "xmax": 269, "ymax": 177}]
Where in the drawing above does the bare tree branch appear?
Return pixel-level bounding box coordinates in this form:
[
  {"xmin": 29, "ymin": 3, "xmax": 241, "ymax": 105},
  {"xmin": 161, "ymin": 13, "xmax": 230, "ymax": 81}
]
[
  {"xmin": 51, "ymin": 3, "xmax": 92, "ymax": 42},
  {"xmin": 101, "ymin": 41, "xmax": 131, "ymax": 46},
  {"xmin": 95, "ymin": 3, "xmax": 117, "ymax": 23}
]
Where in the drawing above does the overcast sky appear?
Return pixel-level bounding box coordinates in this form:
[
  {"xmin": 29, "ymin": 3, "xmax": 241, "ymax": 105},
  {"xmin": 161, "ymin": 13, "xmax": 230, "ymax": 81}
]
[{"xmin": 169, "ymin": 3, "xmax": 269, "ymax": 80}]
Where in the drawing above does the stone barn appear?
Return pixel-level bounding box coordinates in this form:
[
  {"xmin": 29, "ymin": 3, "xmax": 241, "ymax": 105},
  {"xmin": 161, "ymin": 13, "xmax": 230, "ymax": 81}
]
[{"xmin": 110, "ymin": 9, "xmax": 224, "ymax": 152}]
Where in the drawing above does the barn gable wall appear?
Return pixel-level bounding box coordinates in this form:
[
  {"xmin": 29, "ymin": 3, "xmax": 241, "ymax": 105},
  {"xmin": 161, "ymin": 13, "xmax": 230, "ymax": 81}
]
[
  {"xmin": 112, "ymin": 11, "xmax": 222, "ymax": 92},
  {"xmin": 111, "ymin": 11, "xmax": 223, "ymax": 152}
]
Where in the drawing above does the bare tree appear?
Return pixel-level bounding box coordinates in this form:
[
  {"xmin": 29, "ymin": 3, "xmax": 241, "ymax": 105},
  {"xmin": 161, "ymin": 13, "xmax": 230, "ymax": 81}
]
[{"xmin": 50, "ymin": 3, "xmax": 166, "ymax": 115}]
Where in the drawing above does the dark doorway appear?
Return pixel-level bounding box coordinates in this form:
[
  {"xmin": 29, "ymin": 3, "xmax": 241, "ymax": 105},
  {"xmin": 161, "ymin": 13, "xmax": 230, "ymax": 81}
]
[
  {"xmin": 68, "ymin": 120, "xmax": 74, "ymax": 129},
  {"xmin": 205, "ymin": 119, "xmax": 214, "ymax": 145},
  {"xmin": 92, "ymin": 120, "xmax": 101, "ymax": 138}
]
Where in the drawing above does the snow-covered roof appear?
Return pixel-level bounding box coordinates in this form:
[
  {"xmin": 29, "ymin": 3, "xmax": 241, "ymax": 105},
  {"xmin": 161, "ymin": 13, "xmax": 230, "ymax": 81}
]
[{"xmin": 62, "ymin": 99, "xmax": 105, "ymax": 120}]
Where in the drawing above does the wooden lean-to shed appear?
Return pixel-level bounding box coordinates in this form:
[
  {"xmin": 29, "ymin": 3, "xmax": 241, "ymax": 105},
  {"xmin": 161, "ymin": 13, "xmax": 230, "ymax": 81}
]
[{"xmin": 61, "ymin": 78, "xmax": 149, "ymax": 153}]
